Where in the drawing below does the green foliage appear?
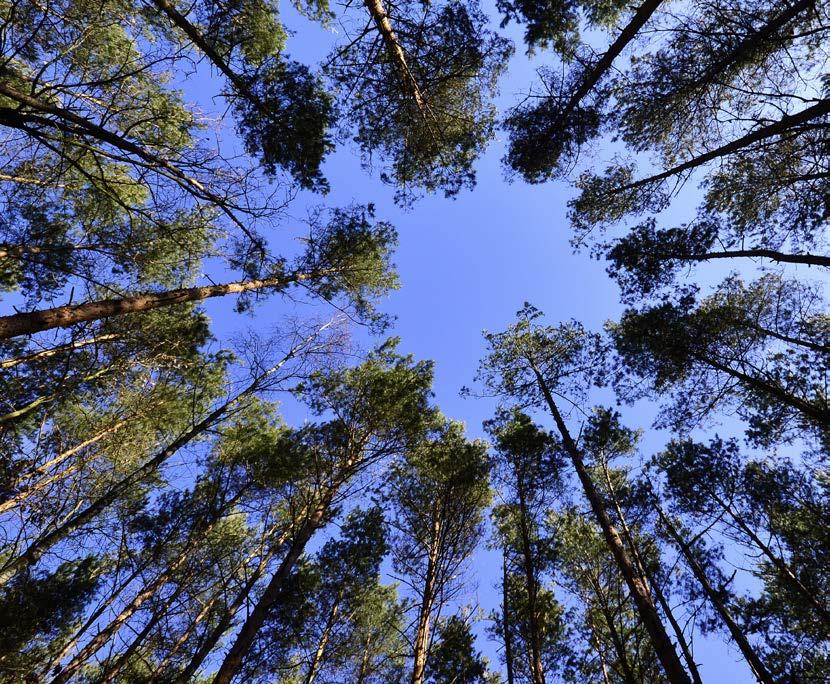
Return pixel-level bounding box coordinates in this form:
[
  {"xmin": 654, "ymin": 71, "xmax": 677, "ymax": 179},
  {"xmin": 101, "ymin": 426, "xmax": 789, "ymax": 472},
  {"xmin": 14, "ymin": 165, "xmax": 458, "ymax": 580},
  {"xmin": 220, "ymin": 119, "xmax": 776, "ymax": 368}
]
[
  {"xmin": 327, "ymin": 0, "xmax": 512, "ymax": 202},
  {"xmin": 426, "ymin": 616, "xmax": 492, "ymax": 684},
  {"xmin": 234, "ymin": 58, "xmax": 334, "ymax": 191},
  {"xmin": 0, "ymin": 557, "xmax": 100, "ymax": 677},
  {"xmin": 497, "ymin": 0, "xmax": 629, "ymax": 54}
]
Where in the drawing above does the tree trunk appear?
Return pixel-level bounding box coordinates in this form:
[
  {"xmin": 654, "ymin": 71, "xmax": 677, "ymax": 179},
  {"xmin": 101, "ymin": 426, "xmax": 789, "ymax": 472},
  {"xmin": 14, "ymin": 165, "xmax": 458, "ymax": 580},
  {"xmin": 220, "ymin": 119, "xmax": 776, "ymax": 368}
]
[
  {"xmin": 678, "ymin": 247, "xmax": 830, "ymax": 269},
  {"xmin": 502, "ymin": 550, "xmax": 516, "ymax": 684},
  {"xmin": 42, "ymin": 562, "xmax": 146, "ymax": 678},
  {"xmin": 711, "ymin": 489, "xmax": 830, "ymax": 625},
  {"xmin": 587, "ymin": 616, "xmax": 613, "ymax": 684},
  {"xmin": 0, "ymin": 333, "xmax": 122, "ymax": 368},
  {"xmin": 0, "ymin": 336, "xmax": 313, "ymax": 585},
  {"xmin": 49, "ymin": 493, "xmax": 239, "ymax": 684},
  {"xmin": 694, "ymin": 350, "xmax": 830, "ymax": 428},
  {"xmin": 304, "ymin": 591, "xmax": 343, "ymax": 684},
  {"xmin": 99, "ymin": 584, "xmax": 186, "ymax": 684},
  {"xmin": 0, "ymin": 418, "xmax": 128, "ymax": 515},
  {"xmin": 0, "ymin": 271, "xmax": 313, "ymax": 340},
  {"xmin": 357, "ymin": 635, "xmax": 372, "ymax": 684},
  {"xmin": 586, "ymin": 574, "xmax": 636, "ymax": 684},
  {"xmin": 618, "ymin": 97, "xmax": 830, "ymax": 192},
  {"xmin": 600, "ymin": 462, "xmax": 703, "ymax": 684},
  {"xmin": 652, "ymin": 500, "xmax": 776, "ymax": 684},
  {"xmin": 363, "ymin": 0, "xmax": 427, "ymax": 115},
  {"xmin": 683, "ymin": 0, "xmax": 817, "ymax": 94},
  {"xmin": 529, "ymin": 364, "xmax": 692, "ymax": 684},
  {"xmin": 516, "ymin": 482, "xmax": 546, "ymax": 684},
  {"xmin": 174, "ymin": 528, "xmax": 287, "ymax": 683},
  {"xmin": 410, "ymin": 503, "xmax": 442, "ymax": 684},
  {"xmin": 211, "ymin": 488, "xmax": 340, "ymax": 684},
  {"xmin": 561, "ymin": 0, "xmax": 665, "ymax": 117}
]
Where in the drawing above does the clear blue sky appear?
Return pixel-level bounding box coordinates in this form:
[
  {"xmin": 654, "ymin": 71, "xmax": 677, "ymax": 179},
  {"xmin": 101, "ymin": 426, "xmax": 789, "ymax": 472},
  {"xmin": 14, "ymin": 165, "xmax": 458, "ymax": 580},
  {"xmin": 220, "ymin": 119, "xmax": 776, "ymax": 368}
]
[{"xmin": 197, "ymin": 2, "xmax": 760, "ymax": 680}]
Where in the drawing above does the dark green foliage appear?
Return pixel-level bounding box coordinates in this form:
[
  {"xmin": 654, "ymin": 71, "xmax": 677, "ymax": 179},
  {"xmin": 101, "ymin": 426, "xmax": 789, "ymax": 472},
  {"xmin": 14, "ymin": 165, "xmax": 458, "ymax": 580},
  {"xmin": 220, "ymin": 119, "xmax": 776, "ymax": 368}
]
[
  {"xmin": 234, "ymin": 58, "xmax": 334, "ymax": 191},
  {"xmin": 496, "ymin": 0, "xmax": 629, "ymax": 54},
  {"xmin": 426, "ymin": 616, "xmax": 491, "ymax": 684},
  {"xmin": 0, "ymin": 558, "xmax": 100, "ymax": 677},
  {"xmin": 327, "ymin": 0, "xmax": 512, "ymax": 202}
]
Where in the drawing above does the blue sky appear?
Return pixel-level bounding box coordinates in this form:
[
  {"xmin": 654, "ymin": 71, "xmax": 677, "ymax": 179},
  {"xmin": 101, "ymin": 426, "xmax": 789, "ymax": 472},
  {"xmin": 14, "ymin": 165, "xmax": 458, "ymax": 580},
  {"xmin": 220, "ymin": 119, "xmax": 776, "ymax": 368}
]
[{"xmin": 196, "ymin": 2, "xmax": 763, "ymax": 680}]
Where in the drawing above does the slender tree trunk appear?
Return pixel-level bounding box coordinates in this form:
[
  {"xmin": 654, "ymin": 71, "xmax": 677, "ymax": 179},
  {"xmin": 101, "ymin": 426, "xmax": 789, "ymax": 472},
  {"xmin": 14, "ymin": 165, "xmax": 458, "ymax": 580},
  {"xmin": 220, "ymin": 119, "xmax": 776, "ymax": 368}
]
[
  {"xmin": 651, "ymin": 500, "xmax": 776, "ymax": 684},
  {"xmin": 174, "ymin": 526, "xmax": 288, "ymax": 682},
  {"xmin": 304, "ymin": 591, "xmax": 343, "ymax": 684},
  {"xmin": 684, "ymin": 0, "xmax": 817, "ymax": 92},
  {"xmin": 745, "ymin": 323, "xmax": 830, "ymax": 356},
  {"xmin": 586, "ymin": 575, "xmax": 637, "ymax": 684},
  {"xmin": 529, "ymin": 363, "xmax": 692, "ymax": 684},
  {"xmin": 50, "ymin": 493, "xmax": 240, "ymax": 684},
  {"xmin": 600, "ymin": 462, "xmax": 703, "ymax": 684},
  {"xmin": 0, "ymin": 333, "xmax": 122, "ymax": 368},
  {"xmin": 99, "ymin": 584, "xmax": 186, "ymax": 684},
  {"xmin": 363, "ymin": 0, "xmax": 427, "ymax": 115},
  {"xmin": 617, "ymin": 98, "xmax": 830, "ymax": 192},
  {"xmin": 0, "ymin": 419, "xmax": 129, "ymax": 515},
  {"xmin": 211, "ymin": 487, "xmax": 340, "ymax": 684},
  {"xmin": 516, "ymin": 483, "xmax": 545, "ymax": 684},
  {"xmin": 0, "ymin": 403, "xmax": 223, "ymax": 586},
  {"xmin": 0, "ymin": 364, "xmax": 115, "ymax": 425},
  {"xmin": 588, "ymin": 616, "xmax": 614, "ymax": 684},
  {"xmin": 0, "ymin": 271, "xmax": 319, "ymax": 340},
  {"xmin": 0, "ymin": 335, "xmax": 314, "ymax": 585},
  {"xmin": 357, "ymin": 635, "xmax": 372, "ymax": 684},
  {"xmin": 150, "ymin": 0, "xmax": 253, "ymax": 98},
  {"xmin": 42, "ymin": 562, "xmax": 146, "ymax": 677},
  {"xmin": 561, "ymin": 0, "xmax": 665, "ymax": 116},
  {"xmin": 711, "ymin": 490, "xmax": 830, "ymax": 624},
  {"xmin": 694, "ymin": 351, "xmax": 830, "ymax": 427},
  {"xmin": 410, "ymin": 503, "xmax": 442, "ymax": 684},
  {"xmin": 502, "ymin": 549, "xmax": 516, "ymax": 684}
]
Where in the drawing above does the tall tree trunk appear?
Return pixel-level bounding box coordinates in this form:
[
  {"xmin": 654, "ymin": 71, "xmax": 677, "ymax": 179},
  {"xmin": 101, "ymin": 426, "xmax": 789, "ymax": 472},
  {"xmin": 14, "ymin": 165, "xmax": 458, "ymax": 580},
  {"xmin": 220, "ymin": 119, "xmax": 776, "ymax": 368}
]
[
  {"xmin": 586, "ymin": 575, "xmax": 636, "ymax": 684},
  {"xmin": 683, "ymin": 0, "xmax": 817, "ymax": 93},
  {"xmin": 304, "ymin": 590, "xmax": 343, "ymax": 684},
  {"xmin": 410, "ymin": 503, "xmax": 442, "ymax": 684},
  {"xmin": 174, "ymin": 525, "xmax": 288, "ymax": 682},
  {"xmin": 99, "ymin": 584, "xmax": 187, "ymax": 684},
  {"xmin": 502, "ymin": 549, "xmax": 516, "ymax": 684},
  {"xmin": 600, "ymin": 462, "xmax": 703, "ymax": 684},
  {"xmin": 49, "ymin": 492, "xmax": 240, "ymax": 684},
  {"xmin": 0, "ymin": 334, "xmax": 317, "ymax": 585},
  {"xmin": 0, "ymin": 418, "xmax": 129, "ymax": 515},
  {"xmin": 0, "ymin": 270, "xmax": 320, "ymax": 340},
  {"xmin": 529, "ymin": 363, "xmax": 692, "ymax": 684},
  {"xmin": 710, "ymin": 489, "xmax": 830, "ymax": 624},
  {"xmin": 0, "ymin": 333, "xmax": 122, "ymax": 368},
  {"xmin": 363, "ymin": 0, "xmax": 427, "ymax": 115},
  {"xmin": 516, "ymin": 483, "xmax": 546, "ymax": 684},
  {"xmin": 561, "ymin": 0, "xmax": 665, "ymax": 117},
  {"xmin": 42, "ymin": 561, "xmax": 147, "ymax": 677},
  {"xmin": 651, "ymin": 499, "xmax": 776, "ymax": 684},
  {"xmin": 587, "ymin": 616, "xmax": 614, "ymax": 684},
  {"xmin": 693, "ymin": 351, "xmax": 830, "ymax": 429},
  {"xmin": 357, "ymin": 635, "xmax": 372, "ymax": 684},
  {"xmin": 618, "ymin": 98, "xmax": 830, "ymax": 192},
  {"xmin": 0, "ymin": 364, "xmax": 115, "ymax": 425},
  {"xmin": 211, "ymin": 486, "xmax": 341, "ymax": 684},
  {"xmin": 676, "ymin": 247, "xmax": 830, "ymax": 269},
  {"xmin": 150, "ymin": 0, "xmax": 253, "ymax": 98}
]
